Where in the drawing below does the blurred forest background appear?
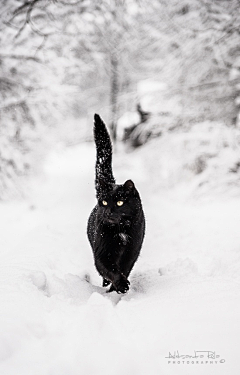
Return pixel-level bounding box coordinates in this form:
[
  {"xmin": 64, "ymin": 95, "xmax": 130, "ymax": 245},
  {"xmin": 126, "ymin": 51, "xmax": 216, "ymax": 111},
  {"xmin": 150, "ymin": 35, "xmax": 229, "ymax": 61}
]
[{"xmin": 1, "ymin": 0, "xmax": 240, "ymax": 198}]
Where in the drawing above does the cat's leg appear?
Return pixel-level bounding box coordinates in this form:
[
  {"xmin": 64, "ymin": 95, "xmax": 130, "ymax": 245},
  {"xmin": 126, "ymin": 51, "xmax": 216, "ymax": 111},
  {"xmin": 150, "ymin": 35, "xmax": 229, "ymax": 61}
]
[
  {"xmin": 120, "ymin": 250, "xmax": 140, "ymax": 280},
  {"xmin": 106, "ymin": 252, "xmax": 136, "ymax": 293},
  {"xmin": 107, "ymin": 274, "xmax": 130, "ymax": 293},
  {"xmin": 95, "ymin": 258, "xmax": 130, "ymax": 294}
]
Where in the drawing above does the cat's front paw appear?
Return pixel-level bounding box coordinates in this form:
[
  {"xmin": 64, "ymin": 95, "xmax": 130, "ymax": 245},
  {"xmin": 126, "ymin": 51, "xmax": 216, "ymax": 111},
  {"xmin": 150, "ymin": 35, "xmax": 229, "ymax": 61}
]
[{"xmin": 114, "ymin": 276, "xmax": 130, "ymax": 294}]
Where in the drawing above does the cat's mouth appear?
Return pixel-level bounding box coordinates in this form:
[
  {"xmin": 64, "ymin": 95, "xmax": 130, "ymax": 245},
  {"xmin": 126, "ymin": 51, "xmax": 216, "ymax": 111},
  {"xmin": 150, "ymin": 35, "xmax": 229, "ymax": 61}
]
[{"xmin": 103, "ymin": 217, "xmax": 120, "ymax": 225}]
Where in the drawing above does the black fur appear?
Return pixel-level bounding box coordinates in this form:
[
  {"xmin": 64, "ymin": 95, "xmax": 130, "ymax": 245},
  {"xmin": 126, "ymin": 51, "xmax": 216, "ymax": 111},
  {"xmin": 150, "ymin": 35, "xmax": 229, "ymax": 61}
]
[{"xmin": 87, "ymin": 114, "xmax": 145, "ymax": 294}]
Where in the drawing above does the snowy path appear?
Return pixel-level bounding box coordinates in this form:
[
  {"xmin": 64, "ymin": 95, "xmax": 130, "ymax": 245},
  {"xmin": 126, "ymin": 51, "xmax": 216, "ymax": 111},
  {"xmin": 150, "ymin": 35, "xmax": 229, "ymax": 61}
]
[{"xmin": 0, "ymin": 143, "xmax": 239, "ymax": 375}]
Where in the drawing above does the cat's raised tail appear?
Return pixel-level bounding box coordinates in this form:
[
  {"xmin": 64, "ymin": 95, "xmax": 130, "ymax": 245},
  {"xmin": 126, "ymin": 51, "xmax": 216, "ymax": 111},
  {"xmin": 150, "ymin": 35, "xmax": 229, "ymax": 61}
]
[{"xmin": 94, "ymin": 114, "xmax": 115, "ymax": 199}]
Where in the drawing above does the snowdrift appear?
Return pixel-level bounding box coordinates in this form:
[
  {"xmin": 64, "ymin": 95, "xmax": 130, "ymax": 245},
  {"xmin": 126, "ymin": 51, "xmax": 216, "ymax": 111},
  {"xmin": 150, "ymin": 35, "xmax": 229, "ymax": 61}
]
[{"xmin": 0, "ymin": 128, "xmax": 239, "ymax": 374}]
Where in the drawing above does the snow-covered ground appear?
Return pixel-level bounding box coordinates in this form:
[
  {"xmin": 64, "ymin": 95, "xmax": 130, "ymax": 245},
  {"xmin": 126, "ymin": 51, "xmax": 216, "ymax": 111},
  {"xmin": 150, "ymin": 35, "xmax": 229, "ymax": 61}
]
[{"xmin": 0, "ymin": 134, "xmax": 240, "ymax": 375}]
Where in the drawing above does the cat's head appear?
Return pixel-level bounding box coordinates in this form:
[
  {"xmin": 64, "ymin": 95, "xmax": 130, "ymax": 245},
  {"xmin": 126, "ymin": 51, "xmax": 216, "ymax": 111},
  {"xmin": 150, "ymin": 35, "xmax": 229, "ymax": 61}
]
[{"xmin": 97, "ymin": 179, "xmax": 140, "ymax": 225}]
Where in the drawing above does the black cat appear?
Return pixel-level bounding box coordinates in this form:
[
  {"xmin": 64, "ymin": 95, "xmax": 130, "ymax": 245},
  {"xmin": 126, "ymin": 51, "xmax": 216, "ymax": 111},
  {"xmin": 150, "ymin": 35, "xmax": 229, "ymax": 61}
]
[{"xmin": 87, "ymin": 114, "xmax": 145, "ymax": 294}]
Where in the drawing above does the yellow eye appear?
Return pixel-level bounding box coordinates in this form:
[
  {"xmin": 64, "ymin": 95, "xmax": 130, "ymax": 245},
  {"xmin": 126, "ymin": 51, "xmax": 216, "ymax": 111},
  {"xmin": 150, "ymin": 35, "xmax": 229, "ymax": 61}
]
[
  {"xmin": 102, "ymin": 200, "xmax": 108, "ymax": 206},
  {"xmin": 117, "ymin": 201, "xmax": 124, "ymax": 206}
]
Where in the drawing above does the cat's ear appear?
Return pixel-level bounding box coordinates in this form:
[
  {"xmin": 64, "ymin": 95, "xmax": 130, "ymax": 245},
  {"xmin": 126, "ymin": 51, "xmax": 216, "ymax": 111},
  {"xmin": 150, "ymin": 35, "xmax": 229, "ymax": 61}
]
[{"xmin": 124, "ymin": 179, "xmax": 135, "ymax": 192}]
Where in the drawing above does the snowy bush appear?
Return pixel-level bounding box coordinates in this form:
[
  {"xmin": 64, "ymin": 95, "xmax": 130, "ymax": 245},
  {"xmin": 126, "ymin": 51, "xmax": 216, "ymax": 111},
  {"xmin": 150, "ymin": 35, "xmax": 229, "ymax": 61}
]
[
  {"xmin": 128, "ymin": 121, "xmax": 240, "ymax": 198},
  {"xmin": 1, "ymin": 0, "xmax": 240, "ymax": 198}
]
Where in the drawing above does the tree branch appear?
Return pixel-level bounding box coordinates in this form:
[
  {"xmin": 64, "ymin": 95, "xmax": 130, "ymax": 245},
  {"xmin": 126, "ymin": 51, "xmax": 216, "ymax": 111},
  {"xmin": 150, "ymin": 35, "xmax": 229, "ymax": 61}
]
[
  {"xmin": 12, "ymin": 0, "xmax": 47, "ymax": 38},
  {"xmin": 0, "ymin": 54, "xmax": 41, "ymax": 62}
]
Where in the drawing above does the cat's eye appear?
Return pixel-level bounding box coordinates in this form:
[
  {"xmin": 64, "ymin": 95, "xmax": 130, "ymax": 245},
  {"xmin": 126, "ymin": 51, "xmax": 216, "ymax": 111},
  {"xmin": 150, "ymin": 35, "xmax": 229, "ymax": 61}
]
[
  {"xmin": 117, "ymin": 201, "xmax": 124, "ymax": 207},
  {"xmin": 102, "ymin": 200, "xmax": 108, "ymax": 206}
]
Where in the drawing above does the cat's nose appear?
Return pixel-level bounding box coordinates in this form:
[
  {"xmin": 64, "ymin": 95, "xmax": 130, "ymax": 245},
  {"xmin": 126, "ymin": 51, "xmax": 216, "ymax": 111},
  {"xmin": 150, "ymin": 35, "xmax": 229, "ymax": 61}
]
[
  {"xmin": 104, "ymin": 207, "xmax": 111, "ymax": 215},
  {"xmin": 106, "ymin": 209, "xmax": 116, "ymax": 220},
  {"xmin": 106, "ymin": 210, "xmax": 113, "ymax": 218}
]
